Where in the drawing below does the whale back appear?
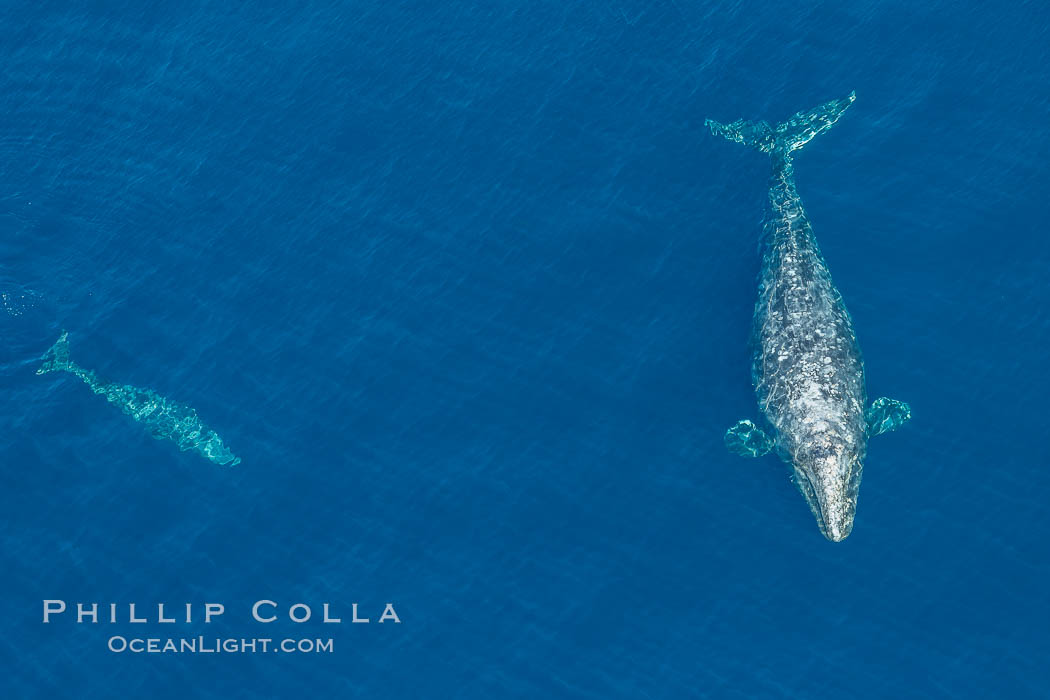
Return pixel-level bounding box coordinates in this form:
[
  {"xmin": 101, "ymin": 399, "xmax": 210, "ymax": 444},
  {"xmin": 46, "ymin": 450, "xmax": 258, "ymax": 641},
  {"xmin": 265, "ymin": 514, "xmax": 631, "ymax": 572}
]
[{"xmin": 752, "ymin": 156, "xmax": 867, "ymax": 541}]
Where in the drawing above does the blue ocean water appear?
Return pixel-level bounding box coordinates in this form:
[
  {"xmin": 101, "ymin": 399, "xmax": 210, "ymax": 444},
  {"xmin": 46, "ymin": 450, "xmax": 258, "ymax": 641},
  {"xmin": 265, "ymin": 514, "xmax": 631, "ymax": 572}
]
[{"xmin": 2, "ymin": 1, "xmax": 1048, "ymax": 697}]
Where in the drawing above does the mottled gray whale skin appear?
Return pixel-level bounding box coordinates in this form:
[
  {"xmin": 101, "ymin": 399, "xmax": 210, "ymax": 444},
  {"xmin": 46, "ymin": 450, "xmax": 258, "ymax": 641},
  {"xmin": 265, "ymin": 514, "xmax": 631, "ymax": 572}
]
[
  {"xmin": 37, "ymin": 331, "xmax": 240, "ymax": 466},
  {"xmin": 708, "ymin": 93, "xmax": 909, "ymax": 542}
]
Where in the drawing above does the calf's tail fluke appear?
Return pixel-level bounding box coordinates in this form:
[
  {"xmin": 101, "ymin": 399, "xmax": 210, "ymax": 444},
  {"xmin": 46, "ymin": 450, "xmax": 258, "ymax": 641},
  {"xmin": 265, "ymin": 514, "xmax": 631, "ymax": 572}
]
[
  {"xmin": 706, "ymin": 91, "xmax": 856, "ymax": 155},
  {"xmin": 37, "ymin": 331, "xmax": 73, "ymax": 375}
]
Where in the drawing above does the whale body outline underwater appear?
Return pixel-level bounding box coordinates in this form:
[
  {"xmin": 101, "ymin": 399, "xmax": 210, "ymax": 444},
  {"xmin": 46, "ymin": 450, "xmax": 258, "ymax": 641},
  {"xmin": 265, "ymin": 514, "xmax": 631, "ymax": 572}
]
[
  {"xmin": 707, "ymin": 92, "xmax": 910, "ymax": 541},
  {"xmin": 37, "ymin": 331, "xmax": 240, "ymax": 467}
]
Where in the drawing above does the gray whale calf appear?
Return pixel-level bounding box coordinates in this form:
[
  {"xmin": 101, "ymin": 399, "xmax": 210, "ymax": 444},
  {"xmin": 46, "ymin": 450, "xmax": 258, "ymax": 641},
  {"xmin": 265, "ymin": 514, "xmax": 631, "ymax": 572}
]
[
  {"xmin": 38, "ymin": 332, "xmax": 240, "ymax": 466},
  {"xmin": 707, "ymin": 93, "xmax": 909, "ymax": 541}
]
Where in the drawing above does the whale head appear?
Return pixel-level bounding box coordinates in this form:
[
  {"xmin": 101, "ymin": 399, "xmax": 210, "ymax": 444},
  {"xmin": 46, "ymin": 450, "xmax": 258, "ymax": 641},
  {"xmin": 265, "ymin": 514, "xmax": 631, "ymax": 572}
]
[{"xmin": 792, "ymin": 432, "xmax": 864, "ymax": 542}]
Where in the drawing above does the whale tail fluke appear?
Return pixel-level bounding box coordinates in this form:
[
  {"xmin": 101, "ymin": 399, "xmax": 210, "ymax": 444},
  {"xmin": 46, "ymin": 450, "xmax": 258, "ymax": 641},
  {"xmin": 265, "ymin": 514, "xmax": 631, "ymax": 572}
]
[
  {"xmin": 37, "ymin": 331, "xmax": 73, "ymax": 375},
  {"xmin": 706, "ymin": 91, "xmax": 856, "ymax": 155}
]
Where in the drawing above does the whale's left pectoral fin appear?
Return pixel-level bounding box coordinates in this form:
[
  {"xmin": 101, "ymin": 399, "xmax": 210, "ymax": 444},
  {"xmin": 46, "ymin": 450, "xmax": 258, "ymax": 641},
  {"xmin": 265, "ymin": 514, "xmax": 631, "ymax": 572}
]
[
  {"xmin": 867, "ymin": 398, "xmax": 911, "ymax": 437},
  {"xmin": 725, "ymin": 420, "xmax": 774, "ymax": 457}
]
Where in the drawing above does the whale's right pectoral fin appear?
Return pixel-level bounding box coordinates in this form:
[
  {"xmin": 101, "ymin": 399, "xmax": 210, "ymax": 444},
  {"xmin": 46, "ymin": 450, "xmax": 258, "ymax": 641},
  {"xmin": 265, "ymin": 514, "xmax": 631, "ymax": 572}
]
[
  {"xmin": 867, "ymin": 397, "xmax": 911, "ymax": 437},
  {"xmin": 725, "ymin": 419, "xmax": 774, "ymax": 457}
]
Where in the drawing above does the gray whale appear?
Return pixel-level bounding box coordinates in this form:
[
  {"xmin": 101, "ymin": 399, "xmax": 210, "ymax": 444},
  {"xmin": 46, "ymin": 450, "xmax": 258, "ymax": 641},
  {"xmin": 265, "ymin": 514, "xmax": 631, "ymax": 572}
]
[
  {"xmin": 38, "ymin": 332, "xmax": 240, "ymax": 466},
  {"xmin": 708, "ymin": 93, "xmax": 909, "ymax": 541}
]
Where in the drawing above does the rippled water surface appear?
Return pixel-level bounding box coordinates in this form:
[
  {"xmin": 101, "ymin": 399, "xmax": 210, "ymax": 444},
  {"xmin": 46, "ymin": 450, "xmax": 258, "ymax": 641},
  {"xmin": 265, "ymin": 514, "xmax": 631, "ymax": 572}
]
[{"xmin": 2, "ymin": 2, "xmax": 1048, "ymax": 697}]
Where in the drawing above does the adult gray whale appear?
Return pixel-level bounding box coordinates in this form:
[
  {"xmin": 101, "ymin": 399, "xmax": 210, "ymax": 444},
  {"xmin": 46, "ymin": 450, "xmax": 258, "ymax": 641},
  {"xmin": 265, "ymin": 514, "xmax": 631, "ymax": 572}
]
[
  {"xmin": 37, "ymin": 331, "xmax": 240, "ymax": 466},
  {"xmin": 707, "ymin": 92, "xmax": 909, "ymax": 542}
]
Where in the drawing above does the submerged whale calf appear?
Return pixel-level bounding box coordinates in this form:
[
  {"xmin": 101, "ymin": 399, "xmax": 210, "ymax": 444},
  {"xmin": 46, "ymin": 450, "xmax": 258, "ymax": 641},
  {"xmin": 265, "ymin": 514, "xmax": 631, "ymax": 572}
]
[
  {"xmin": 707, "ymin": 93, "xmax": 909, "ymax": 541},
  {"xmin": 37, "ymin": 332, "xmax": 240, "ymax": 466}
]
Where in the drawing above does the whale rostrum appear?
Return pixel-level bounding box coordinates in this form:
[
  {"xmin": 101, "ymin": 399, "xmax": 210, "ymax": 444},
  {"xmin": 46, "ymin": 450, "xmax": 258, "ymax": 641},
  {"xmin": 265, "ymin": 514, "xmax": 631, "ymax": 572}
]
[
  {"xmin": 37, "ymin": 331, "xmax": 240, "ymax": 466},
  {"xmin": 708, "ymin": 93, "xmax": 909, "ymax": 542}
]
